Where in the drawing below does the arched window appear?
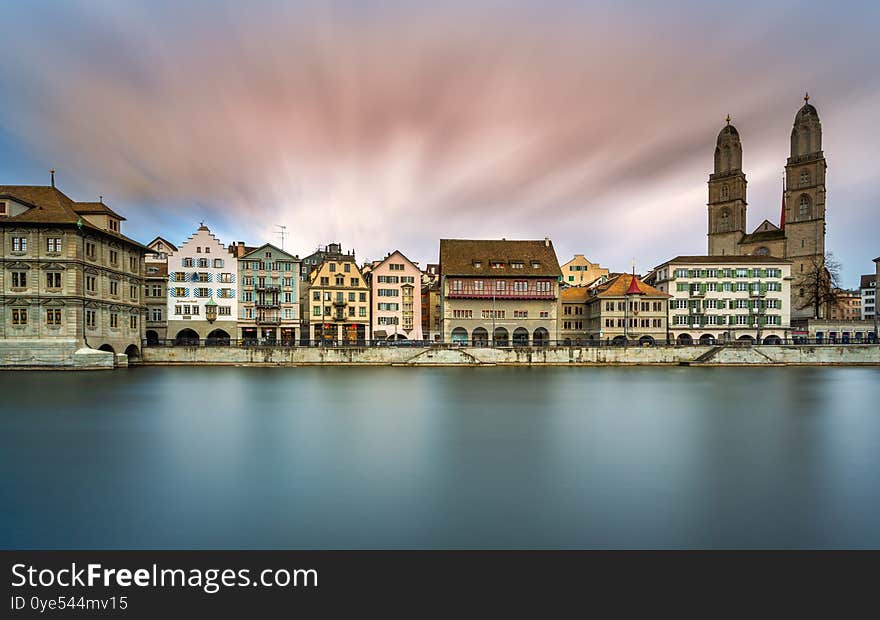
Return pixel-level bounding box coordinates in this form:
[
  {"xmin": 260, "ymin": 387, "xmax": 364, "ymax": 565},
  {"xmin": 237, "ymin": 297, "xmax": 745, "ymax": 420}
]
[
  {"xmin": 719, "ymin": 208, "xmax": 730, "ymax": 231},
  {"xmin": 721, "ymin": 184, "xmax": 729, "ymax": 199},
  {"xmin": 799, "ymin": 169, "xmax": 810, "ymax": 185},
  {"xmin": 799, "ymin": 195, "xmax": 811, "ymax": 218}
]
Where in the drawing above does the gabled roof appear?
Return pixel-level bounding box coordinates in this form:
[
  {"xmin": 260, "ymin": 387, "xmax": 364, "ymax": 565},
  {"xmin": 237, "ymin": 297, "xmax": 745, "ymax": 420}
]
[
  {"xmin": 147, "ymin": 236, "xmax": 178, "ymax": 252},
  {"xmin": 740, "ymin": 228, "xmax": 786, "ymax": 244},
  {"xmin": 0, "ymin": 185, "xmax": 150, "ymax": 251},
  {"xmin": 373, "ymin": 249, "xmax": 418, "ymax": 271},
  {"xmin": 240, "ymin": 242, "xmax": 299, "ymax": 261},
  {"xmin": 439, "ymin": 239, "xmax": 562, "ymax": 277},
  {"xmin": 593, "ymin": 274, "xmax": 670, "ymax": 298},
  {"xmin": 752, "ymin": 219, "xmax": 780, "ymax": 233}
]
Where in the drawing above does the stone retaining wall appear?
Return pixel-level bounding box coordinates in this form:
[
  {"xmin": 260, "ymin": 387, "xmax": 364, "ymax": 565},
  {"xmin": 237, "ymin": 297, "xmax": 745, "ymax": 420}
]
[{"xmin": 140, "ymin": 344, "xmax": 880, "ymax": 366}]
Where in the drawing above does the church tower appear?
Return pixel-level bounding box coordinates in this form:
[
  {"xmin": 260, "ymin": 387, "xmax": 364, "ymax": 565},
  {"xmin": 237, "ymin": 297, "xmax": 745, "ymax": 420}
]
[
  {"xmin": 785, "ymin": 93, "xmax": 827, "ymax": 318},
  {"xmin": 707, "ymin": 117, "xmax": 747, "ymax": 256}
]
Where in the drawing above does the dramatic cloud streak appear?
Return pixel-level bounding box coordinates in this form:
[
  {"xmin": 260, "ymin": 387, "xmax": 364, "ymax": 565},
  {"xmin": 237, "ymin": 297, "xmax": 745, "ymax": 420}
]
[{"xmin": 1, "ymin": 0, "xmax": 878, "ymax": 281}]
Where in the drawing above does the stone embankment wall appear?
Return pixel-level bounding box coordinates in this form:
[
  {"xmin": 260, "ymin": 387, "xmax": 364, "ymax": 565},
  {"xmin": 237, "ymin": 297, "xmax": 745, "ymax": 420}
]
[
  {"xmin": 140, "ymin": 344, "xmax": 880, "ymax": 366},
  {"xmin": 0, "ymin": 340, "xmax": 115, "ymax": 369}
]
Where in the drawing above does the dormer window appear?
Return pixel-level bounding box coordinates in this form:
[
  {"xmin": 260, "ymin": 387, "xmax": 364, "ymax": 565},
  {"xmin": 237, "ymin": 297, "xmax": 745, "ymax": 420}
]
[
  {"xmin": 510, "ymin": 262, "xmax": 524, "ymax": 269},
  {"xmin": 531, "ymin": 262, "xmax": 541, "ymax": 269},
  {"xmin": 109, "ymin": 219, "xmax": 119, "ymax": 232},
  {"xmin": 490, "ymin": 261, "xmax": 504, "ymax": 269},
  {"xmin": 473, "ymin": 261, "xmax": 483, "ymax": 269},
  {"xmin": 0, "ymin": 201, "xmax": 6, "ymax": 215}
]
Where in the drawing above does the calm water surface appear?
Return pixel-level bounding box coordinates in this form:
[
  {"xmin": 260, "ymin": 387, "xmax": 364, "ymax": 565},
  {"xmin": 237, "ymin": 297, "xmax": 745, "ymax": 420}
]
[{"xmin": 2, "ymin": 366, "xmax": 879, "ymax": 549}]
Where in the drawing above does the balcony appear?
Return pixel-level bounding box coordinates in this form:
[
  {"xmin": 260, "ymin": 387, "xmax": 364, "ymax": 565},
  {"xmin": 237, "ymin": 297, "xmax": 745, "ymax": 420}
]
[
  {"xmin": 689, "ymin": 289, "xmax": 705, "ymax": 297},
  {"xmin": 332, "ymin": 313, "xmax": 347, "ymax": 321},
  {"xmin": 255, "ymin": 316, "xmax": 281, "ymax": 325},
  {"xmin": 255, "ymin": 300, "xmax": 280, "ymax": 308},
  {"xmin": 256, "ymin": 284, "xmax": 281, "ymax": 293},
  {"xmin": 749, "ymin": 289, "xmax": 766, "ymax": 298},
  {"xmin": 332, "ymin": 300, "xmax": 347, "ymax": 307}
]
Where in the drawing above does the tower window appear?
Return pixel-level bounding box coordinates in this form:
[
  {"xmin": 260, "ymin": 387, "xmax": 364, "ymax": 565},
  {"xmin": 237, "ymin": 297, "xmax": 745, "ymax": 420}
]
[
  {"xmin": 800, "ymin": 169, "xmax": 810, "ymax": 185},
  {"xmin": 721, "ymin": 184, "xmax": 729, "ymax": 199},
  {"xmin": 719, "ymin": 208, "xmax": 730, "ymax": 231},
  {"xmin": 799, "ymin": 195, "xmax": 811, "ymax": 218}
]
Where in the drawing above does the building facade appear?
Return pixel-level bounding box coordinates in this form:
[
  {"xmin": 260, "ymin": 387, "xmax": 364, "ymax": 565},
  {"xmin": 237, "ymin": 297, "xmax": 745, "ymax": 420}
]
[
  {"xmin": 166, "ymin": 225, "xmax": 238, "ymax": 343},
  {"xmin": 707, "ymin": 95, "xmax": 827, "ymax": 320},
  {"xmin": 860, "ymin": 271, "xmax": 877, "ymax": 321},
  {"xmin": 1, "ymin": 184, "xmax": 149, "ymax": 366},
  {"xmin": 829, "ymin": 290, "xmax": 861, "ymax": 321},
  {"xmin": 237, "ymin": 244, "xmax": 300, "ymax": 343},
  {"xmin": 584, "ymin": 274, "xmax": 669, "ymax": 344},
  {"xmin": 651, "ymin": 256, "xmax": 792, "ymax": 344},
  {"xmin": 559, "ymin": 287, "xmax": 589, "ymax": 343},
  {"xmin": 306, "ymin": 254, "xmax": 370, "ymax": 344},
  {"xmin": 144, "ymin": 236, "xmax": 176, "ymax": 345},
  {"xmin": 560, "ymin": 254, "xmax": 609, "ymax": 287},
  {"xmin": 369, "ymin": 250, "xmax": 423, "ymax": 341},
  {"xmin": 439, "ymin": 239, "xmax": 562, "ymax": 345}
]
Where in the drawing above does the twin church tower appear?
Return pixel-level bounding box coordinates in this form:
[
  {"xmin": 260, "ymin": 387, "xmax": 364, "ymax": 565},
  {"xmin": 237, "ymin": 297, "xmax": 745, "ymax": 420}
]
[{"xmin": 707, "ymin": 94, "xmax": 827, "ymax": 319}]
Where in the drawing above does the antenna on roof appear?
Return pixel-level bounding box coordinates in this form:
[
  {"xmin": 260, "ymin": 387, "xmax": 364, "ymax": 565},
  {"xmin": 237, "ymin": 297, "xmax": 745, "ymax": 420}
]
[
  {"xmin": 50, "ymin": 169, "xmax": 55, "ymax": 188},
  {"xmin": 275, "ymin": 224, "xmax": 288, "ymax": 250}
]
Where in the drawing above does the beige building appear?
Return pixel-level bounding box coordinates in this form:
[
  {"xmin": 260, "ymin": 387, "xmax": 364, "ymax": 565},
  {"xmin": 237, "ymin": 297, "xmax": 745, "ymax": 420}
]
[
  {"xmin": 1, "ymin": 183, "xmax": 149, "ymax": 366},
  {"xmin": 559, "ymin": 287, "xmax": 589, "ymax": 344},
  {"xmin": 651, "ymin": 256, "xmax": 792, "ymax": 344},
  {"xmin": 439, "ymin": 238, "xmax": 562, "ymax": 345},
  {"xmin": 560, "ymin": 255, "xmax": 609, "ymax": 287},
  {"xmin": 707, "ymin": 95, "xmax": 827, "ymax": 320},
  {"xmin": 144, "ymin": 236, "xmax": 176, "ymax": 345},
  {"xmin": 829, "ymin": 290, "xmax": 861, "ymax": 321},
  {"xmin": 237, "ymin": 243, "xmax": 301, "ymax": 344},
  {"xmin": 369, "ymin": 250, "xmax": 422, "ymax": 341},
  {"xmin": 307, "ymin": 254, "xmax": 370, "ymax": 344},
  {"xmin": 585, "ymin": 274, "xmax": 670, "ymax": 344}
]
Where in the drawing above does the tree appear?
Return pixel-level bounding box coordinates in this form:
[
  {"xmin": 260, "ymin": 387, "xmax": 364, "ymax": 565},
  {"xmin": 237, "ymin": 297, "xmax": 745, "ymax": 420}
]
[{"xmin": 795, "ymin": 252, "xmax": 841, "ymax": 319}]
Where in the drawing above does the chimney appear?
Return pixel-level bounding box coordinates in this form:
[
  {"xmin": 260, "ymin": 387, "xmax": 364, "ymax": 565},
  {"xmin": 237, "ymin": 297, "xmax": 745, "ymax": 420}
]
[
  {"xmin": 544, "ymin": 237, "xmax": 550, "ymax": 247},
  {"xmin": 50, "ymin": 169, "xmax": 55, "ymax": 188}
]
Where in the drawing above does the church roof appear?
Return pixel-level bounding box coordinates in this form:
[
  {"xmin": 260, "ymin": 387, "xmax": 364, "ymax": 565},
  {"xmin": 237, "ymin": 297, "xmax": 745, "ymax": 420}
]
[
  {"xmin": 795, "ymin": 102, "xmax": 819, "ymax": 123},
  {"xmin": 740, "ymin": 228, "xmax": 786, "ymax": 244}
]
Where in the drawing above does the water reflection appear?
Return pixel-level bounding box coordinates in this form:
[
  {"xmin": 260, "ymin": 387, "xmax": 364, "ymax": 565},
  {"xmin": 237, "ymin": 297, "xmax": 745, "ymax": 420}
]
[{"xmin": 1, "ymin": 367, "xmax": 879, "ymax": 549}]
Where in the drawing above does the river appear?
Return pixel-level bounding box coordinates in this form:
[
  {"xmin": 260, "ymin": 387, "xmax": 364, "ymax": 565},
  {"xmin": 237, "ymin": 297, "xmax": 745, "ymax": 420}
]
[{"xmin": 2, "ymin": 366, "xmax": 879, "ymax": 548}]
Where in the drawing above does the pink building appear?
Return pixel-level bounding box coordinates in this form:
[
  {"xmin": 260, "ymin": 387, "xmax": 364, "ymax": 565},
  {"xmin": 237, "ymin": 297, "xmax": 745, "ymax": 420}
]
[{"xmin": 369, "ymin": 250, "xmax": 423, "ymax": 341}]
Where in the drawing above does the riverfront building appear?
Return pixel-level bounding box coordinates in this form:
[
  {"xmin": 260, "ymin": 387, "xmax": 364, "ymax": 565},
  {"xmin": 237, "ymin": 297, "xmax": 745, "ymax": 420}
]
[
  {"xmin": 559, "ymin": 287, "xmax": 589, "ymax": 344},
  {"xmin": 144, "ymin": 236, "xmax": 176, "ymax": 345},
  {"xmin": 237, "ymin": 244, "xmax": 301, "ymax": 343},
  {"xmin": 829, "ymin": 290, "xmax": 861, "ymax": 321},
  {"xmin": 439, "ymin": 238, "xmax": 562, "ymax": 345},
  {"xmin": 706, "ymin": 95, "xmax": 828, "ymax": 320},
  {"xmin": 368, "ymin": 250, "xmax": 422, "ymax": 341},
  {"xmin": 165, "ymin": 224, "xmax": 238, "ymax": 344},
  {"xmin": 0, "ymin": 182, "xmax": 149, "ymax": 366},
  {"xmin": 650, "ymin": 255, "xmax": 792, "ymax": 344},
  {"xmin": 584, "ymin": 274, "xmax": 670, "ymax": 344},
  {"xmin": 560, "ymin": 255, "xmax": 609, "ymax": 287},
  {"xmin": 861, "ymin": 271, "xmax": 877, "ymax": 321},
  {"xmin": 306, "ymin": 252, "xmax": 370, "ymax": 344}
]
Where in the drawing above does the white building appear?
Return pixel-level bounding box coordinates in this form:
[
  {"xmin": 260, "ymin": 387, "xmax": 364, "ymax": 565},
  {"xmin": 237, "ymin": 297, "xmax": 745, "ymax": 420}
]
[
  {"xmin": 650, "ymin": 255, "xmax": 792, "ymax": 344},
  {"xmin": 166, "ymin": 224, "xmax": 238, "ymax": 343},
  {"xmin": 860, "ymin": 272, "xmax": 877, "ymax": 321}
]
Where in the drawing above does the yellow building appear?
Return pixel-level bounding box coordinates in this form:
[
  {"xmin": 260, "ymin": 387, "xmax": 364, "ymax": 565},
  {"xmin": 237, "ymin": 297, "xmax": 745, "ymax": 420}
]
[
  {"xmin": 559, "ymin": 287, "xmax": 589, "ymax": 344},
  {"xmin": 560, "ymin": 254, "xmax": 609, "ymax": 286},
  {"xmin": 585, "ymin": 274, "xmax": 670, "ymax": 345},
  {"xmin": 307, "ymin": 255, "xmax": 370, "ymax": 344}
]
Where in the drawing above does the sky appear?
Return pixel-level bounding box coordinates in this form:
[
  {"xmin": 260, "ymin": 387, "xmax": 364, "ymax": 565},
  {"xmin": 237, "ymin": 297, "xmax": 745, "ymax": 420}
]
[{"xmin": 1, "ymin": 0, "xmax": 878, "ymax": 284}]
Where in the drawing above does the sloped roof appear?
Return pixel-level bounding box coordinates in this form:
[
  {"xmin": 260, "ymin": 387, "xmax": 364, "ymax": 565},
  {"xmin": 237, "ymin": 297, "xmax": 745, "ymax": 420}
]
[
  {"xmin": 439, "ymin": 239, "xmax": 562, "ymax": 277},
  {"xmin": 560, "ymin": 287, "xmax": 590, "ymax": 303},
  {"xmin": 148, "ymin": 236, "xmax": 178, "ymax": 252},
  {"xmin": 594, "ymin": 274, "xmax": 670, "ymax": 298},
  {"xmin": 740, "ymin": 228, "xmax": 786, "ymax": 244},
  {"xmin": 73, "ymin": 201, "xmax": 126, "ymax": 220},
  {"xmin": 240, "ymin": 242, "xmax": 299, "ymax": 261},
  {"xmin": 374, "ymin": 249, "xmax": 418, "ymax": 271},
  {"xmin": 657, "ymin": 255, "xmax": 790, "ymax": 266},
  {"xmin": 0, "ymin": 185, "xmax": 150, "ymax": 251}
]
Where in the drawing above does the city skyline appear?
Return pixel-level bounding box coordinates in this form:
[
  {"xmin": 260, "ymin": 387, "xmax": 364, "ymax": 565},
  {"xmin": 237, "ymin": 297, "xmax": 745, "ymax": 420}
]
[{"xmin": 1, "ymin": 0, "xmax": 878, "ymax": 283}]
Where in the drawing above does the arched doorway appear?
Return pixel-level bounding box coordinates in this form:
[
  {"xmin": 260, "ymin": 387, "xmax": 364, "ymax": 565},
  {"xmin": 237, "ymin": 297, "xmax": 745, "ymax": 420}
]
[
  {"xmin": 493, "ymin": 327, "xmax": 509, "ymax": 347},
  {"xmin": 451, "ymin": 327, "xmax": 468, "ymax": 345},
  {"xmin": 533, "ymin": 327, "xmax": 549, "ymax": 346},
  {"xmin": 124, "ymin": 344, "xmax": 140, "ymax": 361},
  {"xmin": 206, "ymin": 329, "xmax": 230, "ymax": 346},
  {"xmin": 389, "ymin": 334, "xmax": 408, "ymax": 341},
  {"xmin": 612, "ymin": 335, "xmax": 627, "ymax": 346},
  {"xmin": 513, "ymin": 328, "xmax": 529, "ymax": 346},
  {"xmin": 699, "ymin": 334, "xmax": 716, "ymax": 345},
  {"xmin": 175, "ymin": 328, "xmax": 200, "ymax": 346},
  {"xmin": 472, "ymin": 327, "xmax": 488, "ymax": 347},
  {"xmin": 145, "ymin": 330, "xmax": 159, "ymax": 346},
  {"xmin": 762, "ymin": 335, "xmax": 782, "ymax": 345},
  {"xmin": 677, "ymin": 334, "xmax": 693, "ymax": 345},
  {"xmin": 98, "ymin": 344, "xmax": 115, "ymax": 353},
  {"xmin": 638, "ymin": 335, "xmax": 655, "ymax": 347},
  {"xmin": 737, "ymin": 335, "xmax": 755, "ymax": 344}
]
